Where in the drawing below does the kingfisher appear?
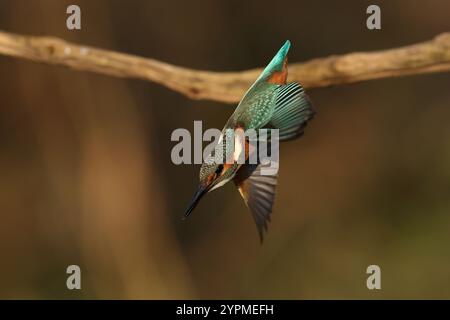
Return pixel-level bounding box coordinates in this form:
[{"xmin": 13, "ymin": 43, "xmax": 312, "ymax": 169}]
[{"xmin": 184, "ymin": 40, "xmax": 315, "ymax": 241}]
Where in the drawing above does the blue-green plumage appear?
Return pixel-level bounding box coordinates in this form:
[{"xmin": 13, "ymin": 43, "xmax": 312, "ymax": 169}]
[
  {"xmin": 184, "ymin": 40, "xmax": 315, "ymax": 242},
  {"xmin": 256, "ymin": 40, "xmax": 291, "ymax": 81}
]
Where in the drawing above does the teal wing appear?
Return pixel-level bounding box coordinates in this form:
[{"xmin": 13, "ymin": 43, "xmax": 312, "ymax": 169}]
[{"xmin": 267, "ymin": 82, "xmax": 315, "ymax": 141}]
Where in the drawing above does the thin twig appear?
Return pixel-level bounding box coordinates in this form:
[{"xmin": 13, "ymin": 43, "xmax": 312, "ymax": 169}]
[{"xmin": 0, "ymin": 30, "xmax": 449, "ymax": 103}]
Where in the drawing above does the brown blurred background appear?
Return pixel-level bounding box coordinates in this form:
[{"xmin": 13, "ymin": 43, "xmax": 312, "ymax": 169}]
[{"xmin": 0, "ymin": 0, "xmax": 449, "ymax": 299}]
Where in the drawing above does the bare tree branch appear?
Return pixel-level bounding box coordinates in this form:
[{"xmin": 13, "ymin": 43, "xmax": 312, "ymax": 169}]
[{"xmin": 0, "ymin": 30, "xmax": 449, "ymax": 103}]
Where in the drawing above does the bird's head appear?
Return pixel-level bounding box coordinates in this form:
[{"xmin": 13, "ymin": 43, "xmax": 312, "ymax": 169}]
[{"xmin": 184, "ymin": 157, "xmax": 237, "ymax": 218}]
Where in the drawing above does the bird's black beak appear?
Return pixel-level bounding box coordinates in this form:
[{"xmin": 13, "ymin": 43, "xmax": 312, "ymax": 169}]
[{"xmin": 183, "ymin": 184, "xmax": 208, "ymax": 219}]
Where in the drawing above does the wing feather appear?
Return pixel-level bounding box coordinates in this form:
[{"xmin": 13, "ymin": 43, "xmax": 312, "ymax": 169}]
[{"xmin": 234, "ymin": 163, "xmax": 278, "ymax": 242}]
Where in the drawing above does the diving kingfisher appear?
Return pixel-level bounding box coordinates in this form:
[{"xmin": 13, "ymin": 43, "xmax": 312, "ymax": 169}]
[{"xmin": 184, "ymin": 40, "xmax": 315, "ymax": 241}]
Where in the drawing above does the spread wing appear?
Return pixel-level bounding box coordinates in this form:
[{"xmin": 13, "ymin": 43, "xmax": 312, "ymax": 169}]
[
  {"xmin": 268, "ymin": 82, "xmax": 315, "ymax": 141},
  {"xmin": 234, "ymin": 162, "xmax": 278, "ymax": 242}
]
